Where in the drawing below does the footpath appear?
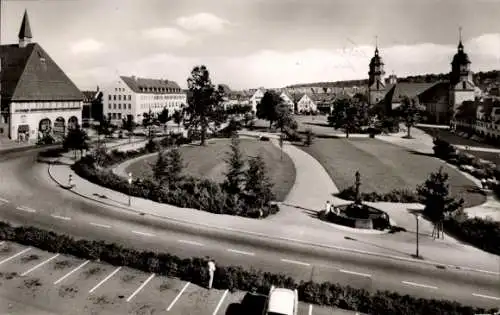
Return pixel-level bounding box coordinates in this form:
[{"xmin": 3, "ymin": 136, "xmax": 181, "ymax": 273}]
[{"xmin": 46, "ymin": 132, "xmax": 500, "ymax": 273}]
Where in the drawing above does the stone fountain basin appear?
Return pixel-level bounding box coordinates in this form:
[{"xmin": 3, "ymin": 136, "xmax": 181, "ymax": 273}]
[{"xmin": 328, "ymin": 203, "xmax": 390, "ymax": 230}]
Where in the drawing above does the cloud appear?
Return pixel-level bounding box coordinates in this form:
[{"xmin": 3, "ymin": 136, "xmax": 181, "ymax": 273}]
[
  {"xmin": 141, "ymin": 27, "xmax": 192, "ymax": 46},
  {"xmin": 175, "ymin": 13, "xmax": 230, "ymax": 33},
  {"xmin": 70, "ymin": 38, "xmax": 103, "ymax": 54},
  {"xmin": 71, "ymin": 33, "xmax": 500, "ymax": 91}
]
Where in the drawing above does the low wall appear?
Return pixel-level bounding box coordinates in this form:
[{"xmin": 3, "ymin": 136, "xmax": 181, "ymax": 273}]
[{"xmin": 354, "ymin": 218, "xmax": 373, "ymax": 229}]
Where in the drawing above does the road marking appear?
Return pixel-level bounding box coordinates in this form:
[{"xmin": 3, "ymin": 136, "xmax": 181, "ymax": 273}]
[
  {"xmin": 166, "ymin": 282, "xmax": 190, "ymax": 311},
  {"xmin": 54, "ymin": 260, "xmax": 90, "ymax": 285},
  {"xmin": 0, "ymin": 197, "xmax": 9, "ymax": 203},
  {"xmin": 51, "ymin": 215, "xmax": 71, "ymax": 221},
  {"xmin": 21, "ymin": 254, "xmax": 60, "ymax": 276},
  {"xmin": 178, "ymin": 239, "xmax": 204, "ymax": 246},
  {"xmin": 132, "ymin": 230, "xmax": 155, "ymax": 237},
  {"xmin": 0, "ymin": 248, "xmax": 31, "ymax": 266},
  {"xmin": 227, "ymin": 249, "xmax": 255, "ymax": 256},
  {"xmin": 308, "ymin": 304, "xmax": 313, "ymax": 315},
  {"xmin": 280, "ymin": 258, "xmax": 311, "ymax": 267},
  {"xmin": 212, "ymin": 289, "xmax": 228, "ymax": 315},
  {"xmin": 126, "ymin": 273, "xmax": 155, "ymax": 302},
  {"xmin": 89, "ymin": 222, "xmax": 111, "ymax": 229},
  {"xmin": 16, "ymin": 206, "xmax": 36, "ymax": 213},
  {"xmin": 472, "ymin": 293, "xmax": 500, "ymax": 301},
  {"xmin": 89, "ymin": 266, "xmax": 121, "ymax": 294},
  {"xmin": 402, "ymin": 281, "xmax": 438, "ymax": 290},
  {"xmin": 339, "ymin": 269, "xmax": 372, "ymax": 278}
]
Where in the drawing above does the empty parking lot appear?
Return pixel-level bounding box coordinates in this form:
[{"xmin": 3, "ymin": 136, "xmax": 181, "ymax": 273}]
[{"xmin": 0, "ymin": 241, "xmax": 360, "ymax": 315}]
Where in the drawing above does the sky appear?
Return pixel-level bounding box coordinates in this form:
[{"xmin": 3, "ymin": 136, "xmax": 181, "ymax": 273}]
[{"xmin": 2, "ymin": 0, "xmax": 500, "ymax": 91}]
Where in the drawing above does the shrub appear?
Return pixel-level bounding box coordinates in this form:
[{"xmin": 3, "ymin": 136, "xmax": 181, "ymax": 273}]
[
  {"xmin": 0, "ymin": 221, "xmax": 496, "ymax": 315},
  {"xmin": 432, "ymin": 137, "xmax": 456, "ymax": 160},
  {"xmin": 283, "ymin": 126, "xmax": 302, "ymax": 142},
  {"xmin": 336, "ymin": 186, "xmax": 420, "ymax": 203},
  {"xmin": 444, "ymin": 216, "xmax": 500, "ymax": 256},
  {"xmin": 304, "ymin": 128, "xmax": 314, "ymax": 146}
]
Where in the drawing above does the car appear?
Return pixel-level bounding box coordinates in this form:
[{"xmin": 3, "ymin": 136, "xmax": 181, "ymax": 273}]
[{"xmin": 263, "ymin": 285, "xmax": 298, "ymax": 315}]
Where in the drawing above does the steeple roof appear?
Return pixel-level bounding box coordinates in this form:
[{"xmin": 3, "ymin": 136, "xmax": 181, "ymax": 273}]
[{"xmin": 18, "ymin": 10, "xmax": 33, "ymax": 39}]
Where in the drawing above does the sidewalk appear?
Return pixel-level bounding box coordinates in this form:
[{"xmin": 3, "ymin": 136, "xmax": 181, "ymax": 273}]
[{"xmin": 46, "ymin": 138, "xmax": 500, "ymax": 272}]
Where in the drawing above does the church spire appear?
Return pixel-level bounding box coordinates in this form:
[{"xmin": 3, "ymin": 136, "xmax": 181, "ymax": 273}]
[
  {"xmin": 458, "ymin": 26, "xmax": 463, "ymax": 51},
  {"xmin": 18, "ymin": 10, "xmax": 32, "ymax": 48},
  {"xmin": 375, "ymin": 35, "xmax": 379, "ymax": 55}
]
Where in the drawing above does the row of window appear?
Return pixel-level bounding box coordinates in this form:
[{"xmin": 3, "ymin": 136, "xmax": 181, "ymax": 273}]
[
  {"xmin": 14, "ymin": 101, "xmax": 81, "ymax": 110},
  {"xmin": 108, "ymin": 113, "xmax": 123, "ymax": 120},
  {"xmin": 139, "ymin": 87, "xmax": 181, "ymax": 93},
  {"xmin": 108, "ymin": 104, "xmax": 132, "ymax": 110},
  {"xmin": 140, "ymin": 94, "xmax": 184, "ymax": 100},
  {"xmin": 139, "ymin": 103, "xmax": 180, "ymax": 109},
  {"xmin": 109, "ymin": 95, "xmax": 132, "ymax": 101}
]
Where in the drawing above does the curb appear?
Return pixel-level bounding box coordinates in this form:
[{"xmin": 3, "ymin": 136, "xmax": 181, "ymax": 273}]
[{"xmin": 45, "ymin": 161, "xmax": 500, "ymax": 277}]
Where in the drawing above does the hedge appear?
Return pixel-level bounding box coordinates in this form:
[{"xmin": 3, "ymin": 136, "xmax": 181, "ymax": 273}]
[
  {"xmin": 336, "ymin": 186, "xmax": 420, "ymax": 203},
  {"xmin": 0, "ymin": 221, "xmax": 496, "ymax": 315}
]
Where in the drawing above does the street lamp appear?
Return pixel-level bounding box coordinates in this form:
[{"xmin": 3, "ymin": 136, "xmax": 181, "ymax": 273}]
[
  {"xmin": 127, "ymin": 172, "xmax": 133, "ymax": 206},
  {"xmin": 414, "ymin": 213, "xmax": 421, "ymax": 258}
]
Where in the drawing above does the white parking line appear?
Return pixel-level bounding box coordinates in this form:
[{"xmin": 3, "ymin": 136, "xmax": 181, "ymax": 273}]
[
  {"xmin": 89, "ymin": 222, "xmax": 111, "ymax": 229},
  {"xmin": 132, "ymin": 230, "xmax": 155, "ymax": 237},
  {"xmin": 402, "ymin": 280, "xmax": 438, "ymax": 290},
  {"xmin": 89, "ymin": 266, "xmax": 121, "ymax": 294},
  {"xmin": 280, "ymin": 258, "xmax": 311, "ymax": 266},
  {"xmin": 0, "ymin": 197, "xmax": 9, "ymax": 203},
  {"xmin": 0, "ymin": 248, "xmax": 31, "ymax": 266},
  {"xmin": 178, "ymin": 239, "xmax": 204, "ymax": 246},
  {"xmin": 227, "ymin": 249, "xmax": 255, "ymax": 256},
  {"xmin": 16, "ymin": 206, "xmax": 36, "ymax": 213},
  {"xmin": 54, "ymin": 260, "xmax": 90, "ymax": 285},
  {"xmin": 21, "ymin": 254, "xmax": 60, "ymax": 276},
  {"xmin": 51, "ymin": 215, "xmax": 71, "ymax": 221},
  {"xmin": 472, "ymin": 293, "xmax": 500, "ymax": 301},
  {"xmin": 166, "ymin": 282, "xmax": 190, "ymax": 311},
  {"xmin": 126, "ymin": 273, "xmax": 155, "ymax": 302},
  {"xmin": 339, "ymin": 269, "xmax": 372, "ymax": 278},
  {"xmin": 212, "ymin": 289, "xmax": 228, "ymax": 315},
  {"xmin": 308, "ymin": 304, "xmax": 313, "ymax": 315}
]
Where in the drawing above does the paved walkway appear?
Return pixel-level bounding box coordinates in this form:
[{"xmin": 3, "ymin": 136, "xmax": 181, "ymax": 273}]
[{"xmin": 46, "ymin": 135, "xmax": 500, "ymax": 272}]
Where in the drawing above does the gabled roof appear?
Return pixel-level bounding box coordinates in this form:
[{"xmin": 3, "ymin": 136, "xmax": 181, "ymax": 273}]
[
  {"xmin": 120, "ymin": 76, "xmax": 181, "ymax": 94},
  {"xmin": 280, "ymin": 90, "xmax": 293, "ymax": 101},
  {"xmin": 219, "ymin": 84, "xmax": 231, "ymax": 94},
  {"xmin": 82, "ymin": 91, "xmax": 97, "ymax": 102},
  {"xmin": 384, "ymin": 82, "xmax": 438, "ymax": 104},
  {"xmin": 18, "ymin": 10, "xmax": 32, "ymax": 39},
  {"xmin": 0, "ymin": 43, "xmax": 83, "ymax": 101}
]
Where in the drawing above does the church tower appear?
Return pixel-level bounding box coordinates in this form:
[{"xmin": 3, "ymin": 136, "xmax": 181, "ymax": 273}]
[
  {"xmin": 368, "ymin": 38, "xmax": 386, "ymax": 106},
  {"xmin": 449, "ymin": 28, "xmax": 475, "ymax": 117},
  {"xmin": 18, "ymin": 10, "xmax": 32, "ymax": 48}
]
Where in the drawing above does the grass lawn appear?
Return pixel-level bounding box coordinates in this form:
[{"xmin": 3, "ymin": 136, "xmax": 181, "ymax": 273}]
[
  {"xmin": 298, "ymin": 137, "xmax": 486, "ymax": 208},
  {"xmin": 418, "ymin": 126, "xmax": 500, "ymax": 149},
  {"xmin": 125, "ymin": 138, "xmax": 296, "ymax": 202}
]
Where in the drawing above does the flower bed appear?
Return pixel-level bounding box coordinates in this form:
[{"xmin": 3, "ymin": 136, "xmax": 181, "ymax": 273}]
[{"xmin": 0, "ymin": 221, "xmax": 496, "ymax": 315}]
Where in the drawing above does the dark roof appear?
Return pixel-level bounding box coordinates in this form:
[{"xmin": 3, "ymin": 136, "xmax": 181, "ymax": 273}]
[
  {"xmin": 219, "ymin": 84, "xmax": 231, "ymax": 94},
  {"xmin": 18, "ymin": 10, "xmax": 32, "ymax": 39},
  {"xmin": 452, "ymin": 42, "xmax": 471, "ymax": 65},
  {"xmin": 82, "ymin": 91, "xmax": 97, "ymax": 102},
  {"xmin": 120, "ymin": 76, "xmax": 181, "ymax": 94},
  {"xmin": 0, "ymin": 43, "xmax": 83, "ymax": 101},
  {"xmin": 419, "ymin": 81, "xmax": 450, "ymax": 103},
  {"xmin": 384, "ymin": 82, "xmax": 437, "ymax": 104}
]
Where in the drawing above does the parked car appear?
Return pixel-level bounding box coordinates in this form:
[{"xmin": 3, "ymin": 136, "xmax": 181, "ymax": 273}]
[{"xmin": 263, "ymin": 286, "xmax": 298, "ymax": 315}]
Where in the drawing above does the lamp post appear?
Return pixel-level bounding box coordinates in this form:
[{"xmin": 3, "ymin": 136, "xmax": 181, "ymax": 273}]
[
  {"xmin": 127, "ymin": 172, "xmax": 133, "ymax": 206},
  {"xmin": 415, "ymin": 214, "xmax": 421, "ymax": 258}
]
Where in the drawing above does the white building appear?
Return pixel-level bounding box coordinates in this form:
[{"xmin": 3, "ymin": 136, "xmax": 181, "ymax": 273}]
[
  {"xmin": 0, "ymin": 10, "xmax": 83, "ymax": 142},
  {"xmin": 249, "ymin": 88, "xmax": 265, "ymax": 113},
  {"xmin": 297, "ymin": 94, "xmax": 318, "ymax": 113},
  {"xmin": 102, "ymin": 76, "xmax": 186, "ymax": 125},
  {"xmin": 279, "ymin": 91, "xmax": 295, "ymax": 111}
]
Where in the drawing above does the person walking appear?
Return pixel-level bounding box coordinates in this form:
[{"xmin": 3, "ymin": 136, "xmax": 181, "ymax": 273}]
[
  {"xmin": 325, "ymin": 200, "xmax": 331, "ymax": 214},
  {"xmin": 207, "ymin": 258, "xmax": 216, "ymax": 289}
]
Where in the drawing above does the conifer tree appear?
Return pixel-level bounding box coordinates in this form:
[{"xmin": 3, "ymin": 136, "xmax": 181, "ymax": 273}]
[{"xmin": 223, "ymin": 135, "xmax": 245, "ymax": 195}]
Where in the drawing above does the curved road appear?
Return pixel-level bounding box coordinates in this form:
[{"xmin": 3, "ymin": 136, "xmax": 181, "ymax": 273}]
[{"xmin": 0, "ymin": 149, "xmax": 499, "ymax": 309}]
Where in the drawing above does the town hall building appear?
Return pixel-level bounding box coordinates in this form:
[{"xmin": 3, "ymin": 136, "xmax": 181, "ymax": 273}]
[
  {"xmin": 368, "ymin": 32, "xmax": 477, "ymax": 124},
  {"xmin": 0, "ymin": 10, "xmax": 83, "ymax": 142}
]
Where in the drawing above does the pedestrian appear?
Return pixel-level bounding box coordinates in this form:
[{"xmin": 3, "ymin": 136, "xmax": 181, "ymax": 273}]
[
  {"xmin": 325, "ymin": 200, "xmax": 331, "ymax": 214},
  {"xmin": 207, "ymin": 258, "xmax": 216, "ymax": 289}
]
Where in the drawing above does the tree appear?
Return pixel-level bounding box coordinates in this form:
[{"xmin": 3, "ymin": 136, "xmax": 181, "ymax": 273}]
[
  {"xmin": 153, "ymin": 150, "xmax": 168, "ymax": 184},
  {"xmin": 184, "ymin": 65, "xmax": 225, "ymax": 146},
  {"xmin": 416, "ymin": 167, "xmax": 464, "ymax": 239},
  {"xmin": 143, "ymin": 110, "xmax": 157, "ymax": 139},
  {"xmin": 164, "ymin": 148, "xmax": 184, "ymax": 184},
  {"xmin": 222, "ymin": 135, "xmax": 245, "ymax": 195},
  {"xmin": 242, "ymin": 112, "xmax": 255, "ymax": 128},
  {"xmin": 157, "ymin": 107, "xmax": 171, "ymax": 132},
  {"xmin": 63, "ymin": 125, "xmax": 90, "ymax": 159},
  {"xmin": 328, "ymin": 98, "xmax": 366, "ymax": 138},
  {"xmin": 304, "ymin": 128, "xmax": 314, "ymax": 146},
  {"xmin": 256, "ymin": 91, "xmax": 281, "ymax": 128},
  {"xmin": 397, "ymin": 96, "xmax": 425, "ymax": 138},
  {"xmin": 96, "ymin": 116, "xmax": 115, "ymax": 142},
  {"xmin": 274, "ymin": 103, "xmax": 295, "ymax": 133},
  {"xmin": 121, "ymin": 114, "xmax": 135, "ymax": 143},
  {"xmin": 244, "ymin": 155, "xmax": 275, "ymax": 209},
  {"xmin": 172, "ymin": 109, "xmax": 183, "ymax": 132}
]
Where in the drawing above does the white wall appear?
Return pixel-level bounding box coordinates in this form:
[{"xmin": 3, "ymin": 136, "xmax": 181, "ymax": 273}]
[
  {"xmin": 297, "ymin": 95, "xmax": 317, "ymax": 112},
  {"xmin": 9, "ymin": 101, "xmax": 82, "ymax": 141},
  {"xmin": 102, "ymin": 78, "xmax": 135, "ymax": 125}
]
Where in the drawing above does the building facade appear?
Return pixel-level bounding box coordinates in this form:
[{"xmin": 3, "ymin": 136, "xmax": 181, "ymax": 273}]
[
  {"xmin": 102, "ymin": 76, "xmax": 186, "ymax": 126},
  {"xmin": 0, "ymin": 10, "xmax": 83, "ymax": 142},
  {"xmin": 249, "ymin": 88, "xmax": 265, "ymax": 113}
]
